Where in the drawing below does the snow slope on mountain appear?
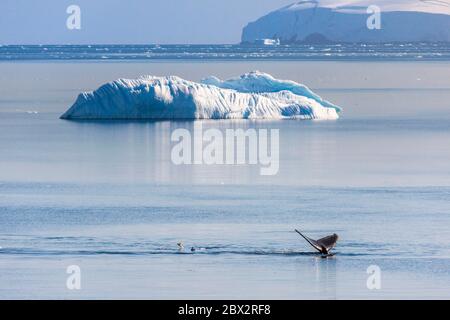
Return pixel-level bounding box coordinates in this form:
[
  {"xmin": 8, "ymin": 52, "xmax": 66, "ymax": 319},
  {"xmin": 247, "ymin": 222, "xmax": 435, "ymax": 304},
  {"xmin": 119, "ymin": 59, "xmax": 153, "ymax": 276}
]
[
  {"xmin": 60, "ymin": 72, "xmax": 341, "ymax": 120},
  {"xmin": 242, "ymin": 0, "xmax": 450, "ymax": 43}
]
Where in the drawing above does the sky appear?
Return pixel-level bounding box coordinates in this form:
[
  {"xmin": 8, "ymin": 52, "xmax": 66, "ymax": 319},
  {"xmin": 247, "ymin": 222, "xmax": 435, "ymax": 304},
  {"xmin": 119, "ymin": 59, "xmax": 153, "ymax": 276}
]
[
  {"xmin": 1, "ymin": 0, "xmax": 442, "ymax": 44},
  {"xmin": 0, "ymin": 0, "xmax": 296, "ymax": 44}
]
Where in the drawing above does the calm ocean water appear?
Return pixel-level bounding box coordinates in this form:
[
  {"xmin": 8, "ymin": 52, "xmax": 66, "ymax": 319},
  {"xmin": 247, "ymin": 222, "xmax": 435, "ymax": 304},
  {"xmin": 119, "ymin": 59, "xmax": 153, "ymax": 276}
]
[
  {"xmin": 2, "ymin": 43, "xmax": 450, "ymax": 60},
  {"xmin": 0, "ymin": 58, "xmax": 450, "ymax": 299}
]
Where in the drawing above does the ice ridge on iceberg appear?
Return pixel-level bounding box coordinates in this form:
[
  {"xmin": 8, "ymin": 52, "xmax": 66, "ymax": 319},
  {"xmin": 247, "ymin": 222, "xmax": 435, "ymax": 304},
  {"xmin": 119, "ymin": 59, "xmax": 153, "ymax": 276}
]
[
  {"xmin": 60, "ymin": 71, "xmax": 341, "ymax": 120},
  {"xmin": 201, "ymin": 71, "xmax": 340, "ymax": 111}
]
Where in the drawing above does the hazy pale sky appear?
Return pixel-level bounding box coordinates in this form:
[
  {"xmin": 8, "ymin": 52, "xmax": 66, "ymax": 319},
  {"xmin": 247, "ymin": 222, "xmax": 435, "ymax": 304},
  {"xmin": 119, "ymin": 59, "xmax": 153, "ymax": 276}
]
[{"xmin": 0, "ymin": 0, "xmax": 296, "ymax": 44}]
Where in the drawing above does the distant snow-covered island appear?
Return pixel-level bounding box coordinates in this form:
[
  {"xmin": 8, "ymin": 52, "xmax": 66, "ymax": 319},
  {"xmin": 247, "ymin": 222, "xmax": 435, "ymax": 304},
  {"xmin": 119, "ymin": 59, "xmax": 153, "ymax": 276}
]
[
  {"xmin": 241, "ymin": 0, "xmax": 450, "ymax": 44},
  {"xmin": 60, "ymin": 71, "xmax": 341, "ymax": 120}
]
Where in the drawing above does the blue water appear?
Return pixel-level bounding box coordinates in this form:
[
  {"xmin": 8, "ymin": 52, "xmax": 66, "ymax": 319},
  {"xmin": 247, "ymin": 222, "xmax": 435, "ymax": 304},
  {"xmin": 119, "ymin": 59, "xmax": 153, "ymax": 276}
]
[
  {"xmin": 1, "ymin": 180, "xmax": 450, "ymax": 299},
  {"xmin": 1, "ymin": 59, "xmax": 450, "ymax": 299},
  {"xmin": 2, "ymin": 183, "xmax": 450, "ymax": 259},
  {"xmin": 2, "ymin": 43, "xmax": 450, "ymax": 61}
]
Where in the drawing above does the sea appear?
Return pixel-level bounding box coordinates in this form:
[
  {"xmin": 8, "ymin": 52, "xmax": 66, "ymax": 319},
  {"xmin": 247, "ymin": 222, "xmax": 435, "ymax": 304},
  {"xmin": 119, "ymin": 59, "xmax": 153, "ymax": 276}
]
[{"xmin": 1, "ymin": 44, "xmax": 450, "ymax": 299}]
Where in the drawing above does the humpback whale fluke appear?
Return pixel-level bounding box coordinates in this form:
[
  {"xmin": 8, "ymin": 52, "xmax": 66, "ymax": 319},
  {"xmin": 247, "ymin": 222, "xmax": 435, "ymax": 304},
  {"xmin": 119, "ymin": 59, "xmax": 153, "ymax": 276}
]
[{"xmin": 295, "ymin": 229, "xmax": 339, "ymax": 255}]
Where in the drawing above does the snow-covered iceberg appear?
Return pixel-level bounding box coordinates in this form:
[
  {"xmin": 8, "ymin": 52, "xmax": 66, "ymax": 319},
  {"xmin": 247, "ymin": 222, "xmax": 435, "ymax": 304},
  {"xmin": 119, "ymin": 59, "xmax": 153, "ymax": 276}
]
[
  {"xmin": 60, "ymin": 71, "xmax": 341, "ymax": 120},
  {"xmin": 242, "ymin": 0, "xmax": 450, "ymax": 43}
]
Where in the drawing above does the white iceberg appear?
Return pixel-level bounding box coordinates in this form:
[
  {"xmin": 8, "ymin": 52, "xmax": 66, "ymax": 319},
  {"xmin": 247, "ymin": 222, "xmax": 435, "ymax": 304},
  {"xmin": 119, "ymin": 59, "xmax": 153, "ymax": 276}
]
[
  {"xmin": 242, "ymin": 0, "xmax": 450, "ymax": 43},
  {"xmin": 60, "ymin": 71, "xmax": 341, "ymax": 120}
]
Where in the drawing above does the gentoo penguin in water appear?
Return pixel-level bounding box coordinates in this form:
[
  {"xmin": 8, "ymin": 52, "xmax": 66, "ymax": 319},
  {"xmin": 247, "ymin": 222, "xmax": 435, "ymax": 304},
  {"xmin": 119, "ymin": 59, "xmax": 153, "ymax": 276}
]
[{"xmin": 295, "ymin": 229, "xmax": 339, "ymax": 255}]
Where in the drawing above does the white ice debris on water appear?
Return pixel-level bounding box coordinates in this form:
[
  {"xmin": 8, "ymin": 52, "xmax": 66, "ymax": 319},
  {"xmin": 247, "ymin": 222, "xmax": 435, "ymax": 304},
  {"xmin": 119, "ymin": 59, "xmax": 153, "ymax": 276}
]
[{"xmin": 60, "ymin": 71, "xmax": 341, "ymax": 120}]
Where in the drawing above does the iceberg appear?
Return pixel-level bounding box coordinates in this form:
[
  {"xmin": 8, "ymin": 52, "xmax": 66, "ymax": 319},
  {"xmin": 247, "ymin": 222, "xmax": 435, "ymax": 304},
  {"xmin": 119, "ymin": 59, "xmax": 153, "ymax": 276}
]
[
  {"xmin": 242, "ymin": 0, "xmax": 450, "ymax": 43},
  {"xmin": 202, "ymin": 71, "xmax": 340, "ymax": 111},
  {"xmin": 60, "ymin": 71, "xmax": 341, "ymax": 120}
]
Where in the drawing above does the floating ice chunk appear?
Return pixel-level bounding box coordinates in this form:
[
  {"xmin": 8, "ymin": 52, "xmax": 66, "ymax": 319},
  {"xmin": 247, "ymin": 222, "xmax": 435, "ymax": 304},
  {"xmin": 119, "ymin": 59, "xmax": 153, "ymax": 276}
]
[
  {"xmin": 201, "ymin": 71, "xmax": 340, "ymax": 112},
  {"xmin": 60, "ymin": 72, "xmax": 341, "ymax": 120}
]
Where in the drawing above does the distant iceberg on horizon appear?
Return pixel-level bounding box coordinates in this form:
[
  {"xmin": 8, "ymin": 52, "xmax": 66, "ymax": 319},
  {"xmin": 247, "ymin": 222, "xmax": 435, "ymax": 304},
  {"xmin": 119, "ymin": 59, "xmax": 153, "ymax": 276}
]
[
  {"xmin": 242, "ymin": 0, "xmax": 450, "ymax": 44},
  {"xmin": 60, "ymin": 71, "xmax": 341, "ymax": 120}
]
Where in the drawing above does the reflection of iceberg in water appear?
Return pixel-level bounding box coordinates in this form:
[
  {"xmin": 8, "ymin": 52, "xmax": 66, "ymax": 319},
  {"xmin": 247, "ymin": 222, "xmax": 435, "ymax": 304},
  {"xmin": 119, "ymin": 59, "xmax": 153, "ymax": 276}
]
[{"xmin": 60, "ymin": 71, "xmax": 341, "ymax": 120}]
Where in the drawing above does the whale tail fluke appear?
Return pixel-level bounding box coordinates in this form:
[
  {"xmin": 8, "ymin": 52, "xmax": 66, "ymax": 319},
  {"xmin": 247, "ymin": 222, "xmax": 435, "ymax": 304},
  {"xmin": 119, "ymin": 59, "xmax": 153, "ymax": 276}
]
[{"xmin": 295, "ymin": 229, "xmax": 338, "ymax": 254}]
